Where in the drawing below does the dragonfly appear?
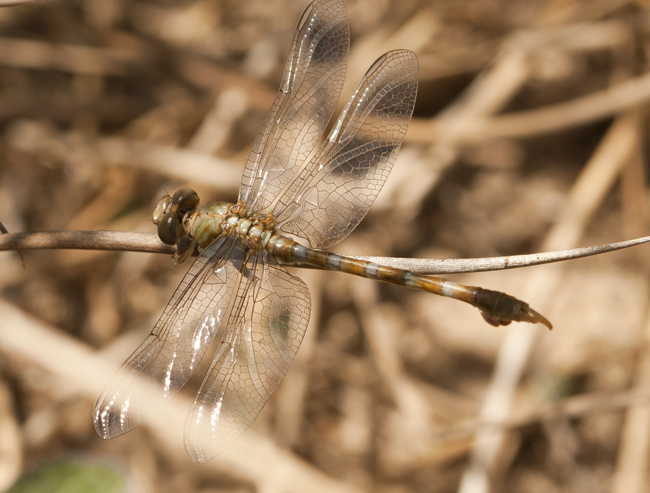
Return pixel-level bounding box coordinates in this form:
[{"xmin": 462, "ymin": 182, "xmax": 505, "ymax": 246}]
[{"xmin": 93, "ymin": 0, "xmax": 551, "ymax": 464}]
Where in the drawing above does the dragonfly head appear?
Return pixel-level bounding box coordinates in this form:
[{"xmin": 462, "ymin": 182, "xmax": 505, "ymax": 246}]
[{"xmin": 153, "ymin": 187, "xmax": 200, "ymax": 246}]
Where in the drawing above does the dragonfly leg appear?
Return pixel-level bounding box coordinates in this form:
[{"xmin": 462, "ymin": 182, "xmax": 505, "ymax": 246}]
[{"xmin": 172, "ymin": 236, "xmax": 198, "ymax": 266}]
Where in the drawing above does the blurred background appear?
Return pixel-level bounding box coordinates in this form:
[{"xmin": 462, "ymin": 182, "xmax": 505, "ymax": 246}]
[{"xmin": 0, "ymin": 0, "xmax": 649, "ymax": 492}]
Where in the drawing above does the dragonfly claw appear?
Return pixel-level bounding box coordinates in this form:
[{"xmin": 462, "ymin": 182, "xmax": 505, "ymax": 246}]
[{"xmin": 517, "ymin": 305, "xmax": 553, "ymax": 329}]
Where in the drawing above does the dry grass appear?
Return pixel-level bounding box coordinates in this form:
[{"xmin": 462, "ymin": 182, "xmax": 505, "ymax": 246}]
[{"xmin": 1, "ymin": 0, "xmax": 650, "ymax": 492}]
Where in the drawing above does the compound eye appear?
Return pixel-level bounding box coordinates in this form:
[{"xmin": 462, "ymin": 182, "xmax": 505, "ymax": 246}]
[
  {"xmin": 157, "ymin": 212, "xmax": 183, "ymax": 245},
  {"xmin": 152, "ymin": 195, "xmax": 173, "ymax": 225},
  {"xmin": 172, "ymin": 187, "xmax": 199, "ymax": 212}
]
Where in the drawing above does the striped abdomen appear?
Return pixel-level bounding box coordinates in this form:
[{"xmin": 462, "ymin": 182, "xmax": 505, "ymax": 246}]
[{"xmin": 268, "ymin": 235, "xmax": 551, "ymax": 329}]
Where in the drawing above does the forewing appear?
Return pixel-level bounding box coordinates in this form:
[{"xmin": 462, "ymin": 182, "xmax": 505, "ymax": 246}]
[
  {"xmin": 93, "ymin": 236, "xmax": 245, "ymax": 439},
  {"xmin": 184, "ymin": 253, "xmax": 310, "ymax": 463},
  {"xmin": 273, "ymin": 50, "xmax": 419, "ymax": 248},
  {"xmin": 239, "ymin": 0, "xmax": 349, "ymax": 212}
]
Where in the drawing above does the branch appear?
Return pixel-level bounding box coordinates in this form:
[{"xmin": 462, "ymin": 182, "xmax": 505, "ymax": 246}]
[
  {"xmin": 0, "ymin": 0, "xmax": 48, "ymax": 5},
  {"xmin": 441, "ymin": 387, "xmax": 650, "ymax": 443},
  {"xmin": 407, "ymin": 70, "xmax": 650, "ymax": 144},
  {"xmin": 1, "ymin": 230, "xmax": 648, "ymax": 274},
  {"xmin": 0, "ymin": 230, "xmax": 175, "ymax": 255}
]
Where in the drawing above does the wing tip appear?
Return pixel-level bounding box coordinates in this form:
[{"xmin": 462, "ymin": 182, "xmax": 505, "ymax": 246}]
[
  {"xmin": 92, "ymin": 394, "xmax": 144, "ymax": 440},
  {"xmin": 185, "ymin": 435, "xmax": 223, "ymax": 464},
  {"xmin": 92, "ymin": 400, "xmax": 119, "ymax": 440}
]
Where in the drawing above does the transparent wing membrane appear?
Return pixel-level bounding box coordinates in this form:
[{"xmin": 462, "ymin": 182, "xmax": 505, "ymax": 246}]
[
  {"xmin": 184, "ymin": 254, "xmax": 310, "ymax": 463},
  {"xmin": 93, "ymin": 237, "xmax": 243, "ymax": 438},
  {"xmin": 274, "ymin": 50, "xmax": 419, "ymax": 248},
  {"xmin": 239, "ymin": 0, "xmax": 349, "ymax": 212}
]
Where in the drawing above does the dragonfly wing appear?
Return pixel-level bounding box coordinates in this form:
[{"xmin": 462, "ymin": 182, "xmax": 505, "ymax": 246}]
[
  {"xmin": 184, "ymin": 253, "xmax": 310, "ymax": 463},
  {"xmin": 93, "ymin": 236, "xmax": 245, "ymax": 439},
  {"xmin": 273, "ymin": 50, "xmax": 419, "ymax": 248},
  {"xmin": 239, "ymin": 0, "xmax": 349, "ymax": 213}
]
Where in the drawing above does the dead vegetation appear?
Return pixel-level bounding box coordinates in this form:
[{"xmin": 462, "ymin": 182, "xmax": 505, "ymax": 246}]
[{"xmin": 1, "ymin": 0, "xmax": 650, "ymax": 492}]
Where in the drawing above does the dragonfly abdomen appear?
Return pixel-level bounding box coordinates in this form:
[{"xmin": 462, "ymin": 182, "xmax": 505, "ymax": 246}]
[
  {"xmin": 268, "ymin": 235, "xmax": 405, "ymax": 280},
  {"xmin": 268, "ymin": 235, "xmax": 551, "ymax": 329},
  {"xmin": 269, "ymin": 235, "xmax": 444, "ymax": 290}
]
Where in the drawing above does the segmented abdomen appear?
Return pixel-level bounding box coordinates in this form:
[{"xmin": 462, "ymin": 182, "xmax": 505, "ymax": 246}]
[{"xmin": 267, "ymin": 235, "xmax": 552, "ymax": 329}]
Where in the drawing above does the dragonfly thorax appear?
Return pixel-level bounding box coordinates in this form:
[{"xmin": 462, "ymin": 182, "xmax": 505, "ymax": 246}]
[{"xmin": 192, "ymin": 200, "xmax": 277, "ymax": 252}]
